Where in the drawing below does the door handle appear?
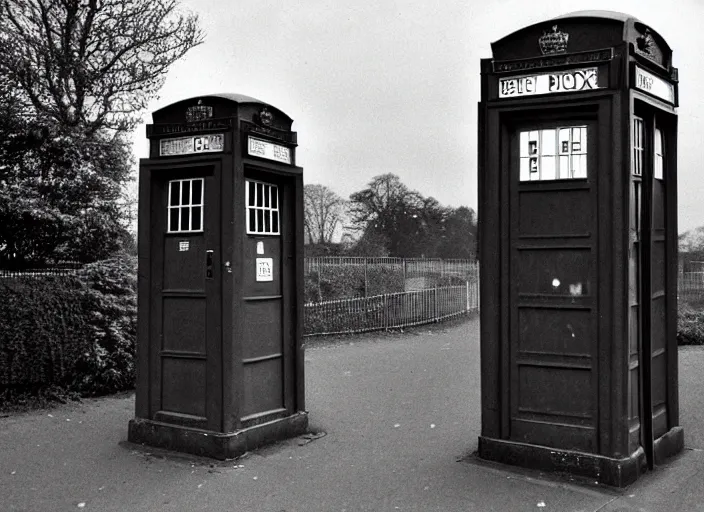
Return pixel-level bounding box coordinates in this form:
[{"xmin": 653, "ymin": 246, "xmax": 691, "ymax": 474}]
[{"xmin": 206, "ymin": 250, "xmax": 213, "ymax": 279}]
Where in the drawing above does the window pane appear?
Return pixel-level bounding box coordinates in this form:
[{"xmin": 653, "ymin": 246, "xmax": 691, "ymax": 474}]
[
  {"xmin": 192, "ymin": 179, "xmax": 203, "ymax": 205},
  {"xmin": 264, "ymin": 210, "xmax": 271, "ymax": 232},
  {"xmin": 572, "ymin": 154, "xmax": 587, "ymax": 178},
  {"xmin": 529, "ymin": 157, "xmax": 539, "ymax": 178},
  {"xmin": 181, "ymin": 180, "xmax": 191, "ymax": 206},
  {"xmin": 272, "ymin": 211, "xmax": 279, "ymax": 233},
  {"xmin": 559, "ymin": 129, "xmax": 570, "ymax": 153},
  {"xmin": 529, "ymin": 131, "xmax": 539, "ymax": 154},
  {"xmin": 248, "ymin": 181, "xmax": 256, "ymax": 206},
  {"xmin": 271, "ymin": 187, "xmax": 278, "ymax": 208},
  {"xmin": 520, "ymin": 158, "xmax": 529, "ymax": 181},
  {"xmin": 520, "ymin": 132, "xmax": 528, "ymax": 157},
  {"xmin": 170, "ymin": 181, "xmax": 179, "ymax": 206},
  {"xmin": 248, "ymin": 209, "xmax": 255, "ymax": 232},
  {"xmin": 257, "ymin": 209, "xmax": 264, "ymax": 232},
  {"xmin": 559, "ymin": 156, "xmax": 570, "ymax": 179},
  {"xmin": 264, "ymin": 185, "xmax": 270, "ymax": 208},
  {"xmin": 169, "ymin": 208, "xmax": 179, "ymax": 232},
  {"xmin": 180, "ymin": 207, "xmax": 189, "ymax": 231},
  {"xmin": 542, "ymin": 129, "xmax": 556, "ymax": 156},
  {"xmin": 542, "ymin": 156, "xmax": 556, "ymax": 180},
  {"xmin": 256, "ymin": 183, "xmax": 263, "ymax": 206},
  {"xmin": 192, "ymin": 207, "xmax": 202, "ymax": 231},
  {"xmin": 654, "ymin": 128, "xmax": 664, "ymax": 180}
]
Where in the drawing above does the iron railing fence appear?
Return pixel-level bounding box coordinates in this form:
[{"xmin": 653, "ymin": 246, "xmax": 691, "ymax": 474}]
[
  {"xmin": 304, "ymin": 257, "xmax": 476, "ymax": 277},
  {"xmin": 679, "ymin": 272, "xmax": 704, "ymax": 302},
  {"xmin": 0, "ymin": 263, "xmax": 83, "ymax": 278},
  {"xmin": 304, "ymin": 257, "xmax": 479, "ymax": 302},
  {"xmin": 304, "ymin": 281, "xmax": 479, "ymax": 337}
]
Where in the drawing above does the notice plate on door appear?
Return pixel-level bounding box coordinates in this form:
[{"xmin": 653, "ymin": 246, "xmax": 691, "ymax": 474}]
[{"xmin": 256, "ymin": 258, "xmax": 273, "ymax": 282}]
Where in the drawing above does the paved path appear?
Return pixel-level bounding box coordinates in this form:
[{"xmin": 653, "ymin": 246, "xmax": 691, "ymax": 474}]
[{"xmin": 2, "ymin": 317, "xmax": 704, "ymax": 511}]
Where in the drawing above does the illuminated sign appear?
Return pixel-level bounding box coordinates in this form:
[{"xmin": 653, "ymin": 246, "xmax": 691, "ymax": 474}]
[
  {"xmin": 247, "ymin": 136, "xmax": 292, "ymax": 164},
  {"xmin": 159, "ymin": 134, "xmax": 224, "ymax": 156},
  {"xmin": 499, "ymin": 67, "xmax": 600, "ymax": 98},
  {"xmin": 635, "ymin": 66, "xmax": 675, "ymax": 104}
]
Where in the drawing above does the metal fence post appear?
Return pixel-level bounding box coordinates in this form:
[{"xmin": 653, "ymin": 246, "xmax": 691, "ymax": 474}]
[
  {"xmin": 466, "ymin": 281, "xmax": 470, "ymax": 312},
  {"xmin": 434, "ymin": 285, "xmax": 438, "ymax": 322},
  {"xmin": 364, "ymin": 258, "xmax": 368, "ymax": 297}
]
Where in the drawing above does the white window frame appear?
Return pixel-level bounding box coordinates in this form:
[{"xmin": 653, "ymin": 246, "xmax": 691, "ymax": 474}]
[
  {"xmin": 167, "ymin": 178, "xmax": 204, "ymax": 233},
  {"xmin": 246, "ymin": 179, "xmax": 280, "ymax": 235},
  {"xmin": 632, "ymin": 116, "xmax": 644, "ymax": 177},
  {"xmin": 519, "ymin": 125, "xmax": 588, "ymax": 181},
  {"xmin": 654, "ymin": 125, "xmax": 664, "ymax": 181}
]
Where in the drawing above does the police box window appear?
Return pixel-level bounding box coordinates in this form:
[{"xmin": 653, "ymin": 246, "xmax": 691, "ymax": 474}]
[
  {"xmin": 519, "ymin": 126, "xmax": 588, "ymax": 181},
  {"xmin": 246, "ymin": 180, "xmax": 280, "ymax": 235},
  {"xmin": 167, "ymin": 178, "xmax": 204, "ymax": 233}
]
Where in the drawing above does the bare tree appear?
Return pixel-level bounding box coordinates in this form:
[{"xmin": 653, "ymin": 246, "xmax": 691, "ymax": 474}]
[
  {"xmin": 0, "ymin": 0, "xmax": 204, "ymax": 135},
  {"xmin": 304, "ymin": 184, "xmax": 346, "ymax": 245}
]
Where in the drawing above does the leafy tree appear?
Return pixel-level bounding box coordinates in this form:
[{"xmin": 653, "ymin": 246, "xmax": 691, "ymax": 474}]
[
  {"xmin": 0, "ymin": 0, "xmax": 204, "ymax": 267},
  {"xmin": 0, "ymin": 0, "xmax": 204, "ymax": 134},
  {"xmin": 304, "ymin": 184, "xmax": 346, "ymax": 245},
  {"xmin": 348, "ymin": 174, "xmax": 451, "ymax": 257},
  {"xmin": 0, "ymin": 118, "xmax": 133, "ymax": 267},
  {"xmin": 679, "ymin": 227, "xmax": 704, "ymax": 273},
  {"xmin": 438, "ymin": 206, "xmax": 477, "ymax": 259}
]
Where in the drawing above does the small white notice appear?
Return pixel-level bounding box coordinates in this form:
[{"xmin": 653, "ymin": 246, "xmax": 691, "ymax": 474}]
[
  {"xmin": 256, "ymin": 258, "xmax": 273, "ymax": 282},
  {"xmin": 179, "ymin": 241, "xmax": 189, "ymax": 251},
  {"xmin": 257, "ymin": 241, "xmax": 265, "ymax": 255}
]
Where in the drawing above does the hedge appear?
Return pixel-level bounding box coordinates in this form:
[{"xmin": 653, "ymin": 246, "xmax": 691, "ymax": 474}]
[{"xmin": 0, "ymin": 253, "xmax": 137, "ymax": 398}]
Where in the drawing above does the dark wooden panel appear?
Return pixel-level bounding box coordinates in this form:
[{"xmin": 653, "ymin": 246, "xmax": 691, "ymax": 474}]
[
  {"xmin": 241, "ymin": 358, "xmax": 284, "ymax": 418},
  {"xmin": 511, "ymin": 419, "xmax": 596, "ymax": 453},
  {"xmin": 517, "ymin": 249, "xmax": 591, "ymax": 296},
  {"xmin": 651, "ymin": 296, "xmax": 666, "ymax": 352},
  {"xmin": 519, "ymin": 190, "xmax": 591, "ymax": 237},
  {"xmin": 629, "ymin": 365, "xmax": 640, "ymax": 423},
  {"xmin": 652, "ymin": 240, "xmax": 665, "ymax": 295},
  {"xmin": 161, "ymin": 358, "xmax": 206, "ymax": 417},
  {"xmin": 242, "ymin": 236, "xmax": 282, "ymax": 296},
  {"xmin": 242, "ymin": 299, "xmax": 283, "ymax": 360},
  {"xmin": 653, "ymin": 404, "xmax": 668, "ymax": 439},
  {"xmin": 163, "ymin": 235, "xmax": 206, "ymax": 290},
  {"xmin": 651, "ymin": 353, "xmax": 667, "ymax": 407},
  {"xmin": 629, "ymin": 305, "xmax": 639, "ymax": 355},
  {"xmin": 162, "ymin": 298, "xmax": 206, "ymax": 353},
  {"xmin": 517, "ymin": 366, "xmax": 592, "ymax": 418},
  {"xmin": 518, "ymin": 308, "xmax": 592, "ymax": 355}
]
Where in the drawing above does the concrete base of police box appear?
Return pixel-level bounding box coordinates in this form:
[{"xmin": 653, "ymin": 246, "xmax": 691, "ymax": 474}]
[
  {"xmin": 127, "ymin": 411, "xmax": 309, "ymax": 460},
  {"xmin": 478, "ymin": 426, "xmax": 683, "ymax": 487}
]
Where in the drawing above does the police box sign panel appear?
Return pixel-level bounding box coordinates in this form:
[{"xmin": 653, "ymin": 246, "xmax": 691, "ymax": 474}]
[
  {"xmin": 160, "ymin": 134, "xmax": 224, "ymax": 156},
  {"xmin": 248, "ymin": 136, "xmax": 292, "ymax": 165},
  {"xmin": 635, "ymin": 66, "xmax": 675, "ymax": 104},
  {"xmin": 499, "ymin": 67, "xmax": 600, "ymax": 98}
]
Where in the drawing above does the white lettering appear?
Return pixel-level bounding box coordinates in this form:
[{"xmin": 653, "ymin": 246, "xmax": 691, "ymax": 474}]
[{"xmin": 499, "ymin": 68, "xmax": 599, "ymax": 98}]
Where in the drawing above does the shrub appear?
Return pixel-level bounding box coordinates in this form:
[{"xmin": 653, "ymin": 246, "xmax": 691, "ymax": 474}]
[
  {"xmin": 0, "ymin": 253, "xmax": 138, "ymax": 402},
  {"xmin": 72, "ymin": 253, "xmax": 137, "ymax": 395},
  {"xmin": 677, "ymin": 303, "xmax": 704, "ymax": 345}
]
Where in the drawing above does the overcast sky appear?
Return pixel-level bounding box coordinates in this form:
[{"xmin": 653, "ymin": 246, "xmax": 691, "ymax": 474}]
[{"xmin": 133, "ymin": 0, "xmax": 704, "ymax": 232}]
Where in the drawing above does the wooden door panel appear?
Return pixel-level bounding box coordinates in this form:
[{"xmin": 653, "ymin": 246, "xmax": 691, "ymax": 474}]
[{"xmin": 508, "ymin": 121, "xmax": 598, "ymax": 453}]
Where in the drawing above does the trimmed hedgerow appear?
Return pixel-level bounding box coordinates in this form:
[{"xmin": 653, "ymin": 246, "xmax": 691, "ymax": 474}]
[{"xmin": 0, "ymin": 253, "xmax": 137, "ymax": 402}]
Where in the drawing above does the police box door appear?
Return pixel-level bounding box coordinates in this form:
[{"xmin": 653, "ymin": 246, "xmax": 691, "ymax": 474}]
[
  {"xmin": 240, "ymin": 171, "xmax": 295, "ymax": 426},
  {"xmin": 148, "ymin": 165, "xmax": 221, "ymax": 430},
  {"xmin": 507, "ymin": 119, "xmax": 599, "ymax": 452}
]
